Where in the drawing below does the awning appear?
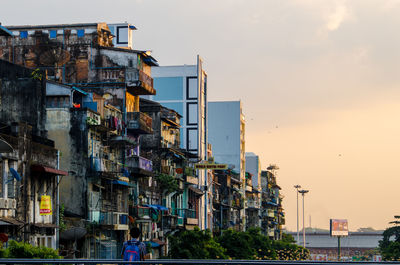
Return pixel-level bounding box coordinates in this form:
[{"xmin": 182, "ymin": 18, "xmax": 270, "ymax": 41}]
[
  {"xmin": 111, "ymin": 180, "xmax": 133, "ymax": 187},
  {"xmin": 154, "ymin": 204, "xmax": 168, "ymax": 211},
  {"xmin": 32, "ymin": 223, "xmax": 58, "ymax": 228},
  {"xmin": 71, "ymin": 86, "xmax": 88, "ymax": 96},
  {"xmin": 188, "ymin": 186, "xmax": 203, "ymax": 196},
  {"xmin": 152, "ymin": 238, "xmax": 166, "ymax": 246},
  {"xmin": 142, "ymin": 204, "xmax": 168, "ymax": 211},
  {"xmin": 0, "ymin": 139, "xmax": 13, "ymax": 153},
  {"xmin": 146, "ymin": 241, "xmax": 160, "ymax": 248},
  {"xmin": 0, "ymin": 25, "xmax": 12, "ymax": 37},
  {"xmin": 31, "ymin": 165, "xmax": 68, "ymax": 176},
  {"xmin": 0, "ymin": 218, "xmax": 24, "ymax": 226}
]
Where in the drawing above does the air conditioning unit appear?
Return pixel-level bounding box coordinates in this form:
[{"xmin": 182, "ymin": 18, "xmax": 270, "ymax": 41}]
[
  {"xmin": 158, "ymin": 231, "xmax": 164, "ymax": 237},
  {"xmin": 0, "ymin": 198, "xmax": 5, "ymax": 209}
]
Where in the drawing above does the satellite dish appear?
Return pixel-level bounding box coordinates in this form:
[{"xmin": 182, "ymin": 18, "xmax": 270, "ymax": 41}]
[
  {"xmin": 9, "ymin": 168, "xmax": 21, "ymax": 181},
  {"xmin": 0, "ymin": 139, "xmax": 13, "ymax": 153}
]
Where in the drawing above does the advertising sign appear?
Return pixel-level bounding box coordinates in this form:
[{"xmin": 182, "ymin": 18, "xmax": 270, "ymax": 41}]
[
  {"xmin": 330, "ymin": 219, "xmax": 348, "ymax": 236},
  {"xmin": 39, "ymin": 195, "xmax": 52, "ymax": 215},
  {"xmin": 195, "ymin": 163, "xmax": 228, "ymax": 170}
]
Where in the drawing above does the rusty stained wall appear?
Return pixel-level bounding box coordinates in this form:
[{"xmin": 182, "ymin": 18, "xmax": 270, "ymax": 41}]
[
  {"xmin": 0, "ymin": 59, "xmax": 47, "ymax": 137},
  {"xmin": 0, "ymin": 31, "xmax": 144, "ymax": 114},
  {"xmin": 46, "ymin": 108, "xmax": 86, "ymax": 217},
  {"xmin": 46, "ymin": 108, "xmax": 89, "ymax": 217},
  {"xmin": 0, "ymin": 122, "xmax": 58, "ymax": 240},
  {"xmin": 0, "ymin": 28, "xmax": 112, "ymax": 84}
]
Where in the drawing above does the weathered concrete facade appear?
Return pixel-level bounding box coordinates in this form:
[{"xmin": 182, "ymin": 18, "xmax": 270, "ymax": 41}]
[{"xmin": 0, "ymin": 59, "xmax": 66, "ymax": 248}]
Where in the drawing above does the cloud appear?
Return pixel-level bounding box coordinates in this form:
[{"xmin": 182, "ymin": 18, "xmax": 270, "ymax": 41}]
[{"xmin": 325, "ymin": 2, "xmax": 350, "ymax": 31}]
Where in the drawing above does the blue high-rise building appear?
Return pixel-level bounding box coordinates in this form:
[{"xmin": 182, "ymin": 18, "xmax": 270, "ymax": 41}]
[{"xmin": 148, "ymin": 55, "xmax": 209, "ymax": 229}]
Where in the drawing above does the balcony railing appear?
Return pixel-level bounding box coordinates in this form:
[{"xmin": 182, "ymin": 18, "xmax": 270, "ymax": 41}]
[
  {"xmin": 127, "ymin": 112, "xmax": 153, "ymax": 135},
  {"xmin": 125, "ymin": 156, "xmax": 153, "ymax": 176},
  {"xmin": 88, "ymin": 210, "xmax": 129, "ymax": 229},
  {"xmin": 246, "ymin": 199, "xmax": 260, "ymax": 209},
  {"xmin": 90, "ymin": 157, "xmax": 121, "ymax": 174},
  {"xmin": 162, "ymin": 214, "xmax": 177, "ymax": 230},
  {"xmin": 129, "ymin": 206, "xmax": 151, "ymax": 220},
  {"xmin": 126, "ymin": 69, "xmax": 156, "ymax": 95}
]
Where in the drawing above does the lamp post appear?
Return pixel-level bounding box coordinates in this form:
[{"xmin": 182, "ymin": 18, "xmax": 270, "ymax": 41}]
[
  {"xmin": 298, "ymin": 189, "xmax": 309, "ymax": 249},
  {"xmin": 294, "ymin": 185, "xmax": 301, "ymax": 244}
]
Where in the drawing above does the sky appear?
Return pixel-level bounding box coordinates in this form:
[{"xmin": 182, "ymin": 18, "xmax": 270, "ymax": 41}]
[{"xmin": 2, "ymin": 0, "xmax": 400, "ymax": 231}]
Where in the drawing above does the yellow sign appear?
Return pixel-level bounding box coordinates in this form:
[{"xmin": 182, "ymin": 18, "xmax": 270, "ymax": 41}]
[
  {"xmin": 39, "ymin": 195, "xmax": 52, "ymax": 215},
  {"xmin": 195, "ymin": 164, "xmax": 228, "ymax": 170}
]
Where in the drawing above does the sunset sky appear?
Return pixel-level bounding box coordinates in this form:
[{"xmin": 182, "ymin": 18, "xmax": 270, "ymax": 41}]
[{"xmin": 2, "ymin": 0, "xmax": 400, "ymax": 231}]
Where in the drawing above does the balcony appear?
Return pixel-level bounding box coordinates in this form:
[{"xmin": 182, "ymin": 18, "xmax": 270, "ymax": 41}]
[
  {"xmin": 88, "ymin": 211, "xmax": 129, "ymax": 230},
  {"xmin": 126, "ymin": 69, "xmax": 156, "ymax": 95},
  {"xmin": 175, "ymin": 208, "xmax": 198, "ymax": 226},
  {"xmin": 185, "ymin": 175, "xmax": 198, "ymax": 185},
  {"xmin": 184, "ymin": 167, "xmax": 197, "ymax": 185},
  {"xmin": 127, "ymin": 112, "xmax": 153, "ymax": 135},
  {"xmin": 126, "ymin": 156, "xmax": 153, "ymax": 177},
  {"xmin": 162, "ymin": 214, "xmax": 177, "ymax": 230},
  {"xmin": 129, "ymin": 206, "xmax": 151, "ymax": 220},
  {"xmin": 246, "ymin": 199, "xmax": 260, "ymax": 209}
]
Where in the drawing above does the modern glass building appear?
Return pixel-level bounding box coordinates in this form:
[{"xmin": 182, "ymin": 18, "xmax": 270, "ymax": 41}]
[{"xmin": 148, "ymin": 56, "xmax": 209, "ymax": 229}]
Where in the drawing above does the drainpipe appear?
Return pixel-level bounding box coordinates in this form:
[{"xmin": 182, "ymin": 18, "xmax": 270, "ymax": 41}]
[{"xmin": 56, "ymin": 150, "xmax": 60, "ymax": 249}]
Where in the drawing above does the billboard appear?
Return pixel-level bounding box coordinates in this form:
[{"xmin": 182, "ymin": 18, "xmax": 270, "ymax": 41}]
[{"xmin": 330, "ymin": 219, "xmax": 348, "ymax": 236}]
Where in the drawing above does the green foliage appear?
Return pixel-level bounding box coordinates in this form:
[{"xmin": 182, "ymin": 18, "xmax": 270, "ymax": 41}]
[
  {"xmin": 217, "ymin": 229, "xmax": 256, "ymax": 259},
  {"xmin": 379, "ymin": 216, "xmax": 400, "ymax": 260},
  {"xmin": 59, "ymin": 203, "xmax": 66, "ymax": 232},
  {"xmin": 281, "ymin": 232, "xmax": 296, "ymax": 243},
  {"xmin": 169, "ymin": 227, "xmax": 227, "ymax": 259},
  {"xmin": 3, "ymin": 240, "xmax": 61, "ymax": 259},
  {"xmin": 155, "ymin": 173, "xmax": 179, "ymax": 194},
  {"xmin": 272, "ymin": 240, "xmax": 309, "ymax": 260},
  {"xmin": 86, "ymin": 117, "xmax": 98, "ymax": 125},
  {"xmin": 169, "ymin": 227, "xmax": 309, "ymax": 260},
  {"xmin": 31, "ymin": 68, "xmax": 43, "ymax": 81}
]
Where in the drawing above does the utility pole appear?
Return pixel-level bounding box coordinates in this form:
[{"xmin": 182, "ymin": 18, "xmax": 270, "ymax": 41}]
[
  {"xmin": 298, "ymin": 189, "xmax": 309, "ymax": 249},
  {"xmin": 294, "ymin": 185, "xmax": 301, "ymax": 244}
]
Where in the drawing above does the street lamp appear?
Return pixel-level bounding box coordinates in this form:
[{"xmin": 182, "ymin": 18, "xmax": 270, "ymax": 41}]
[
  {"xmin": 298, "ymin": 189, "xmax": 309, "ymax": 249},
  {"xmin": 294, "ymin": 185, "xmax": 301, "ymax": 244}
]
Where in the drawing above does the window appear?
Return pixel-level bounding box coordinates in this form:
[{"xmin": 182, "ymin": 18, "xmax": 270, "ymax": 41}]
[
  {"xmin": 77, "ymin": 29, "xmax": 85, "ymax": 38},
  {"xmin": 49, "ymin": 30, "xmax": 57, "ymax": 39},
  {"xmin": 187, "ymin": 103, "xmax": 198, "ymax": 125},
  {"xmin": 20, "ymin": 31, "xmax": 28, "ymax": 39},
  {"xmin": 153, "ymin": 77, "xmax": 183, "ymax": 100},
  {"xmin": 36, "ymin": 236, "xmax": 54, "ymax": 248},
  {"xmin": 187, "ymin": 128, "xmax": 198, "ymax": 151},
  {"xmin": 117, "ymin": 26, "xmax": 128, "ymax": 44},
  {"xmin": 186, "ymin": 77, "xmax": 198, "ymax": 99}
]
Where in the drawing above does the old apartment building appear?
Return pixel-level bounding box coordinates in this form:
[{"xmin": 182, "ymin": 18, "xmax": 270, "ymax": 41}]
[{"xmin": 0, "ymin": 59, "xmax": 67, "ymax": 248}]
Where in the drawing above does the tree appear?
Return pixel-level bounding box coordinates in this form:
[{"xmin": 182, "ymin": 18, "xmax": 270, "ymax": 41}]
[
  {"xmin": 169, "ymin": 227, "xmax": 227, "ymax": 259},
  {"xmin": 281, "ymin": 233, "xmax": 296, "ymax": 243},
  {"xmin": 217, "ymin": 229, "xmax": 256, "ymax": 259},
  {"xmin": 379, "ymin": 216, "xmax": 400, "ymax": 260}
]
